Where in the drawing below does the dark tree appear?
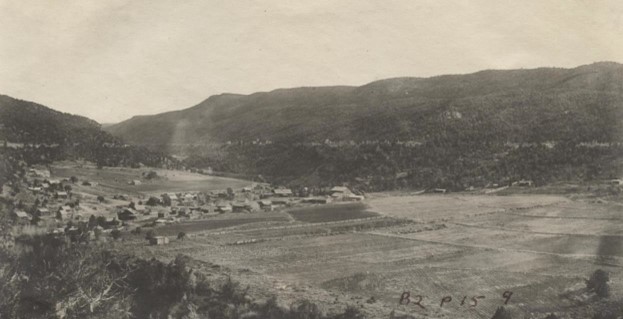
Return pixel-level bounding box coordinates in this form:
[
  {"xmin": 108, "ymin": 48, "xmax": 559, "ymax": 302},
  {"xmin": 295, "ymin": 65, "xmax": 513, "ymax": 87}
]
[
  {"xmin": 145, "ymin": 230, "xmax": 156, "ymax": 241},
  {"xmin": 146, "ymin": 196, "xmax": 161, "ymax": 206},
  {"xmin": 111, "ymin": 229, "xmax": 121, "ymax": 240},
  {"xmin": 161, "ymin": 194, "xmax": 172, "ymax": 207},
  {"xmin": 145, "ymin": 171, "xmax": 158, "ymax": 180},
  {"xmin": 88, "ymin": 215, "xmax": 97, "ymax": 229}
]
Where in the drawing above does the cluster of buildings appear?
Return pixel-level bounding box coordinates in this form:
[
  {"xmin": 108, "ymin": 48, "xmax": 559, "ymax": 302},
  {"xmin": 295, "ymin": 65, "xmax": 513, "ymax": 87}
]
[{"xmin": 114, "ymin": 184, "xmax": 366, "ymax": 226}]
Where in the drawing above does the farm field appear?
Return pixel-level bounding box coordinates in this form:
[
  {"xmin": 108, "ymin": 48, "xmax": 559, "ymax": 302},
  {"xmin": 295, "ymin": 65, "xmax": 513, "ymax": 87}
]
[
  {"xmin": 126, "ymin": 192, "xmax": 623, "ymax": 318},
  {"xmin": 155, "ymin": 214, "xmax": 291, "ymax": 235},
  {"xmin": 287, "ymin": 202, "xmax": 379, "ymax": 223}
]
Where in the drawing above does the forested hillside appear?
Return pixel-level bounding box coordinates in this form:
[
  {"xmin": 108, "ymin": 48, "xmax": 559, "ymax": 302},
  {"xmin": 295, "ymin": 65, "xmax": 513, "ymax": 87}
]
[
  {"xmin": 107, "ymin": 62, "xmax": 623, "ymax": 147},
  {"xmin": 0, "ymin": 95, "xmax": 176, "ymax": 169}
]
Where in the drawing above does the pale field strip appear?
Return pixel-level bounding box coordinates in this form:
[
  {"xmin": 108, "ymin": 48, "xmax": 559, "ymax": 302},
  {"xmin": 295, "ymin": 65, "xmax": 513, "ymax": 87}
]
[
  {"xmin": 186, "ymin": 215, "xmax": 387, "ymax": 238},
  {"xmin": 447, "ymin": 221, "xmax": 623, "ymax": 238},
  {"xmin": 504, "ymin": 211, "xmax": 623, "ymax": 221},
  {"xmin": 366, "ymin": 231, "xmax": 623, "ymax": 261}
]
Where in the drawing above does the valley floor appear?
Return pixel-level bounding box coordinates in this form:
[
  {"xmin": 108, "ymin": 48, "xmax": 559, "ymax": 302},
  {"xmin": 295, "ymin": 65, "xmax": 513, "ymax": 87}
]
[{"xmin": 118, "ymin": 192, "xmax": 623, "ymax": 319}]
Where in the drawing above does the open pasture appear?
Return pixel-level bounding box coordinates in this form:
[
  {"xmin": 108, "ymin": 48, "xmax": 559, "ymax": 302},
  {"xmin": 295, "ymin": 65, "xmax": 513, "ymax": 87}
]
[
  {"xmin": 49, "ymin": 161, "xmax": 252, "ymax": 195},
  {"xmin": 368, "ymin": 194, "xmax": 569, "ymax": 222}
]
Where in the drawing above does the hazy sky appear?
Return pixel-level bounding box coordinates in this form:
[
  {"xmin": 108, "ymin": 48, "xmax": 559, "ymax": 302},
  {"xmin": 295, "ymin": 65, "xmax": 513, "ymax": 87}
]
[{"xmin": 1, "ymin": 0, "xmax": 622, "ymax": 123}]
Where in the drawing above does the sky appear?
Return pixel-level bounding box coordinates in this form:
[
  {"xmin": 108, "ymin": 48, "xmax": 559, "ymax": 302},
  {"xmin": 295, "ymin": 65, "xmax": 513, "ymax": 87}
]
[{"xmin": 1, "ymin": 0, "xmax": 622, "ymax": 123}]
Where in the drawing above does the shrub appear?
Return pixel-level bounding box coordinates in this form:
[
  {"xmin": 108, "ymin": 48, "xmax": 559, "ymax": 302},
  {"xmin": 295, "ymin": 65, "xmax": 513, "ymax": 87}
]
[
  {"xmin": 145, "ymin": 230, "xmax": 156, "ymax": 241},
  {"xmin": 146, "ymin": 196, "xmax": 161, "ymax": 206},
  {"xmin": 111, "ymin": 229, "xmax": 122, "ymax": 240},
  {"xmin": 491, "ymin": 306, "xmax": 512, "ymax": 319},
  {"xmin": 145, "ymin": 171, "xmax": 158, "ymax": 180},
  {"xmin": 587, "ymin": 269, "xmax": 610, "ymax": 298}
]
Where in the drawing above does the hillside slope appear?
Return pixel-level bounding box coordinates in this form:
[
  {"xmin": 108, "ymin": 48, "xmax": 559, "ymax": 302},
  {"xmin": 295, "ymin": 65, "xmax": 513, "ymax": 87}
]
[
  {"xmin": 0, "ymin": 95, "xmax": 108, "ymax": 144},
  {"xmin": 106, "ymin": 62, "xmax": 623, "ymax": 148},
  {"xmin": 0, "ymin": 95, "xmax": 175, "ymax": 169}
]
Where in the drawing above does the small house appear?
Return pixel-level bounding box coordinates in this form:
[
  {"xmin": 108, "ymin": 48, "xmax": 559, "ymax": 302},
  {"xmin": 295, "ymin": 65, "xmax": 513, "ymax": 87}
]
[
  {"xmin": 232, "ymin": 202, "xmax": 252, "ymax": 213},
  {"xmin": 12, "ymin": 210, "xmax": 31, "ymax": 223},
  {"xmin": 344, "ymin": 194, "xmax": 365, "ymax": 201},
  {"xmin": 28, "ymin": 186, "xmax": 42, "ymax": 193},
  {"xmin": 36, "ymin": 208, "xmax": 50, "ymax": 216},
  {"xmin": 56, "ymin": 191, "xmax": 69, "ymax": 199},
  {"xmin": 216, "ymin": 204, "xmax": 232, "ymax": 213},
  {"xmin": 149, "ymin": 236, "xmax": 169, "ymax": 245},
  {"xmin": 129, "ymin": 180, "xmax": 142, "ymax": 186},
  {"xmin": 118, "ymin": 208, "xmax": 137, "ymax": 221},
  {"xmin": 134, "ymin": 204, "xmax": 147, "ymax": 213},
  {"xmin": 330, "ymin": 186, "xmax": 352, "ymax": 195},
  {"xmin": 329, "ymin": 186, "xmax": 356, "ymax": 200},
  {"xmin": 177, "ymin": 207, "xmax": 189, "ymax": 216},
  {"xmin": 258, "ymin": 200, "xmax": 274, "ymax": 211},
  {"xmin": 272, "ymin": 188, "xmax": 293, "ymax": 197},
  {"xmin": 301, "ymin": 197, "xmax": 332, "ymax": 204},
  {"xmin": 433, "ymin": 188, "xmax": 447, "ymax": 194},
  {"xmin": 516, "ymin": 180, "xmax": 534, "ymax": 187},
  {"xmin": 60, "ymin": 205, "xmax": 72, "ymax": 214},
  {"xmin": 271, "ymin": 198, "xmax": 289, "ymax": 206},
  {"xmin": 199, "ymin": 205, "xmax": 213, "ymax": 213},
  {"xmin": 29, "ymin": 168, "xmax": 50, "ymax": 178}
]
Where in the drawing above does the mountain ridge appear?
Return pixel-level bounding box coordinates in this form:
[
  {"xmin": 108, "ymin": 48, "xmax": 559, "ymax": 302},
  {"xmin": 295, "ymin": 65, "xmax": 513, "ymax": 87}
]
[{"xmin": 104, "ymin": 62, "xmax": 623, "ymax": 150}]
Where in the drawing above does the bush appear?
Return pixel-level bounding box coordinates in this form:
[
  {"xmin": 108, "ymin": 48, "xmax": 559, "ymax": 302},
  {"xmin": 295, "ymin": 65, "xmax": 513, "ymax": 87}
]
[
  {"xmin": 162, "ymin": 194, "xmax": 172, "ymax": 206},
  {"xmin": 145, "ymin": 230, "xmax": 156, "ymax": 241},
  {"xmin": 145, "ymin": 171, "xmax": 158, "ymax": 180},
  {"xmin": 146, "ymin": 196, "xmax": 161, "ymax": 206},
  {"xmin": 491, "ymin": 306, "xmax": 512, "ymax": 319},
  {"xmin": 111, "ymin": 229, "xmax": 122, "ymax": 240},
  {"xmin": 587, "ymin": 269, "xmax": 610, "ymax": 298}
]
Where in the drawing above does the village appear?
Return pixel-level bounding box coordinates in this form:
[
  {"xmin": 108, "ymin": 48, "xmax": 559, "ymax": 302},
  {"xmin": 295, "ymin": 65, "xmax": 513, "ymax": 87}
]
[{"xmin": 3, "ymin": 162, "xmax": 367, "ymax": 246}]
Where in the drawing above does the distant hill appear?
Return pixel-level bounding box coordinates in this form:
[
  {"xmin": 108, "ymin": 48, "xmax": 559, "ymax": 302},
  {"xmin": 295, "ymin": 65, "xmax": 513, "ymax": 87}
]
[
  {"xmin": 106, "ymin": 62, "xmax": 623, "ymax": 149},
  {"xmin": 0, "ymin": 95, "xmax": 108, "ymax": 144},
  {"xmin": 0, "ymin": 95, "xmax": 176, "ymax": 169}
]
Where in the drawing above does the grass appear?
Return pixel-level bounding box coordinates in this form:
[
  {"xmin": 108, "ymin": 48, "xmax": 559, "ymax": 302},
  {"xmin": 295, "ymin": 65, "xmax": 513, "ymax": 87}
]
[{"xmin": 287, "ymin": 202, "xmax": 379, "ymax": 223}]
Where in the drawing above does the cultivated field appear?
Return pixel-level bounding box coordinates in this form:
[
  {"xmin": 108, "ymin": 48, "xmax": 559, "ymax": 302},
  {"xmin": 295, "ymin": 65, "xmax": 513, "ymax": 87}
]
[
  {"xmin": 287, "ymin": 203, "xmax": 379, "ymax": 223},
  {"xmin": 121, "ymin": 191, "xmax": 623, "ymax": 318}
]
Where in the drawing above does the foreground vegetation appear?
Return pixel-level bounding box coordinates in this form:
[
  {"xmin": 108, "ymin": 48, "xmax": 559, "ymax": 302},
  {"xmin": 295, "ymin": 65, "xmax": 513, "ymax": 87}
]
[{"xmin": 0, "ymin": 234, "xmax": 368, "ymax": 319}]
